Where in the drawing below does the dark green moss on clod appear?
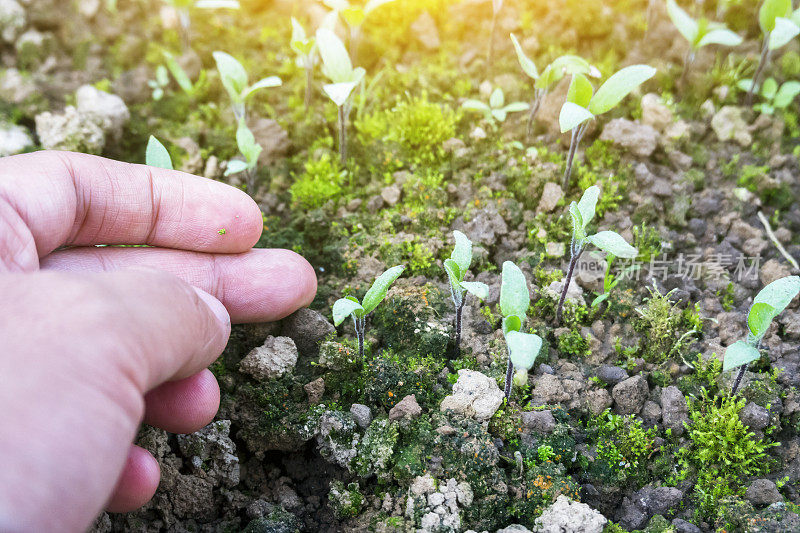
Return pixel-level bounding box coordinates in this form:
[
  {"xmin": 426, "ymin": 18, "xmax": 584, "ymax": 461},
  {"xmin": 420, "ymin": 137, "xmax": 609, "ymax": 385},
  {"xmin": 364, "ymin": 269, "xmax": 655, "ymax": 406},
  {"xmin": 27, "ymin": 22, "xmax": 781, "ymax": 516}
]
[
  {"xmin": 371, "ymin": 284, "xmax": 450, "ymax": 358},
  {"xmin": 328, "ymin": 480, "xmax": 364, "ymax": 519}
]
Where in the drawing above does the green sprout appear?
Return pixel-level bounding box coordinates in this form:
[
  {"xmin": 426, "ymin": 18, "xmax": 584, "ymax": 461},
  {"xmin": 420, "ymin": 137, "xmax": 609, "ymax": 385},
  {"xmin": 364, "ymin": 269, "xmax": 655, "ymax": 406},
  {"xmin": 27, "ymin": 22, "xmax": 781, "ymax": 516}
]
[
  {"xmin": 558, "ymin": 64, "xmax": 655, "ymax": 191},
  {"xmin": 332, "ymin": 265, "xmax": 405, "ymax": 358},
  {"xmin": 510, "ymin": 34, "xmax": 599, "ymax": 138},
  {"xmin": 323, "ymin": 0, "xmax": 395, "ymax": 62},
  {"xmin": 745, "ymin": 0, "xmax": 800, "ymax": 104},
  {"xmin": 213, "ymin": 51, "xmax": 282, "ymax": 122},
  {"xmin": 665, "ymin": 0, "xmax": 742, "ymax": 86},
  {"xmin": 737, "ymin": 76, "xmax": 800, "ymax": 114},
  {"xmin": 150, "ymin": 51, "xmax": 203, "ymax": 101},
  {"xmin": 316, "ymin": 28, "xmax": 366, "ymax": 166},
  {"xmin": 557, "ymin": 185, "xmax": 638, "ymax": 324},
  {"xmin": 723, "ymin": 275, "xmax": 800, "ymax": 394},
  {"xmin": 145, "ymin": 136, "xmax": 173, "ymax": 170},
  {"xmin": 162, "ymin": 0, "xmax": 240, "ymax": 50},
  {"xmin": 500, "ymin": 261, "xmax": 543, "ymax": 401},
  {"xmin": 225, "ymin": 120, "xmax": 263, "ymax": 195},
  {"xmin": 443, "ymin": 231, "xmax": 489, "ymax": 358},
  {"xmin": 148, "ymin": 65, "xmax": 170, "ymax": 101},
  {"xmin": 591, "ymin": 255, "xmax": 637, "ymax": 308},
  {"xmin": 461, "ymin": 87, "xmax": 529, "ymax": 126},
  {"xmin": 291, "ymin": 17, "xmax": 317, "ymax": 111}
]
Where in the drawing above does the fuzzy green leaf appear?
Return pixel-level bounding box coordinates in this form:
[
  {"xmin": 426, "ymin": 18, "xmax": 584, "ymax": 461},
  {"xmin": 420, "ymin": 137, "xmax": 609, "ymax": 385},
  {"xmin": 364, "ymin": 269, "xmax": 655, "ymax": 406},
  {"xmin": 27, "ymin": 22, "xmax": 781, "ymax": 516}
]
[
  {"xmin": 489, "ymin": 88, "xmax": 504, "ymax": 109},
  {"xmin": 224, "ymin": 159, "xmax": 249, "ymax": 176},
  {"xmin": 500, "ymin": 261, "xmax": 529, "ymax": 318},
  {"xmin": 332, "ymin": 297, "xmax": 364, "ymax": 326},
  {"xmin": 361, "ymin": 265, "xmax": 405, "ymax": 314},
  {"xmin": 587, "ymin": 65, "xmax": 656, "ymax": 115},
  {"xmin": 569, "ymin": 202, "xmax": 585, "ymax": 241},
  {"xmin": 242, "ymin": 76, "xmax": 282, "ymax": 100},
  {"xmin": 451, "ymin": 231, "xmax": 472, "ymax": 274},
  {"xmin": 587, "ymin": 231, "xmax": 638, "ymax": 258},
  {"xmin": 491, "ymin": 109, "xmax": 507, "ymax": 122},
  {"xmin": 317, "ymin": 28, "xmax": 353, "ymax": 83},
  {"xmin": 501, "ymin": 102, "xmax": 530, "ymax": 114},
  {"xmin": 236, "ymin": 121, "xmax": 262, "ymax": 166},
  {"xmin": 697, "ymin": 28, "xmax": 743, "ymax": 47},
  {"xmin": 462, "ymin": 99, "xmax": 491, "ymax": 113},
  {"xmin": 164, "ymin": 51, "xmax": 194, "ymax": 93},
  {"xmin": 551, "ymin": 55, "xmax": 599, "ymax": 77},
  {"xmin": 768, "ymin": 17, "xmax": 800, "ymax": 50},
  {"xmin": 506, "ymin": 330, "xmax": 543, "ymax": 371},
  {"xmin": 762, "ymin": 77, "xmax": 779, "ymax": 99},
  {"xmin": 502, "ymin": 314, "xmax": 523, "ymax": 335},
  {"xmin": 145, "ymin": 136, "xmax": 173, "ymax": 170},
  {"xmin": 753, "ymin": 275, "xmax": 800, "ymax": 316},
  {"xmin": 213, "ymin": 51, "xmax": 248, "ymax": 102},
  {"xmin": 559, "ymin": 102, "xmax": 593, "ymax": 133},
  {"xmin": 748, "ymin": 302, "xmax": 776, "ymax": 339},
  {"xmin": 723, "ymin": 340, "xmax": 761, "ymax": 372},
  {"xmin": 444, "ymin": 258, "xmax": 462, "ymax": 291},
  {"xmin": 323, "ymin": 81, "xmax": 358, "ymax": 106},
  {"xmin": 461, "ymin": 281, "xmax": 489, "ymax": 301},
  {"xmin": 774, "ymin": 81, "xmax": 800, "ymax": 107},
  {"xmin": 666, "ymin": 0, "xmax": 699, "ymax": 45},
  {"xmin": 510, "ymin": 33, "xmax": 538, "ymax": 79},
  {"xmin": 576, "ymin": 185, "xmax": 600, "ymax": 229},
  {"xmin": 567, "ymin": 74, "xmax": 594, "ymax": 108},
  {"xmin": 760, "ymin": 0, "xmax": 792, "ymax": 33}
]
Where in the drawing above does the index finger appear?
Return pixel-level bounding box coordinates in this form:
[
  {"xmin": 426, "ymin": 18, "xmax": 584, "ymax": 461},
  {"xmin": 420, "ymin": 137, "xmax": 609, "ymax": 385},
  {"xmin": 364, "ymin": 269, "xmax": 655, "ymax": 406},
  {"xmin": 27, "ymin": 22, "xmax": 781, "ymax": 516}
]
[{"xmin": 0, "ymin": 151, "xmax": 263, "ymax": 263}]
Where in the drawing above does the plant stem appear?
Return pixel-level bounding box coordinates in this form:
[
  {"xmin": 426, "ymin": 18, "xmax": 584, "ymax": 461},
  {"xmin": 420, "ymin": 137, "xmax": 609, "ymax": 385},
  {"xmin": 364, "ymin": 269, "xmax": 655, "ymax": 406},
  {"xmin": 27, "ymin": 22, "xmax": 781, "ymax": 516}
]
[
  {"xmin": 455, "ymin": 298, "xmax": 465, "ymax": 359},
  {"xmin": 556, "ymin": 246, "xmax": 583, "ymax": 324},
  {"xmin": 747, "ymin": 37, "xmax": 771, "ymax": 105},
  {"xmin": 354, "ymin": 316, "xmax": 365, "ymax": 360},
  {"xmin": 526, "ymin": 90, "xmax": 543, "ymax": 140},
  {"xmin": 731, "ymin": 364, "xmax": 747, "ymax": 395},
  {"xmin": 337, "ymin": 104, "xmax": 347, "ymax": 167},
  {"xmin": 504, "ymin": 359, "xmax": 513, "ymax": 401},
  {"xmin": 562, "ymin": 123, "xmax": 586, "ymax": 191},
  {"xmin": 245, "ymin": 167, "xmax": 257, "ymax": 198}
]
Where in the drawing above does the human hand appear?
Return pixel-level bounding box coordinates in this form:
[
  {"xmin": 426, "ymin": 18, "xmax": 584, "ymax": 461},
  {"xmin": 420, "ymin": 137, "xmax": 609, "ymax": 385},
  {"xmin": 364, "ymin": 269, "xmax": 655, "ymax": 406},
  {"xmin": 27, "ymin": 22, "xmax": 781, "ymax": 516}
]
[{"xmin": 0, "ymin": 151, "xmax": 316, "ymax": 532}]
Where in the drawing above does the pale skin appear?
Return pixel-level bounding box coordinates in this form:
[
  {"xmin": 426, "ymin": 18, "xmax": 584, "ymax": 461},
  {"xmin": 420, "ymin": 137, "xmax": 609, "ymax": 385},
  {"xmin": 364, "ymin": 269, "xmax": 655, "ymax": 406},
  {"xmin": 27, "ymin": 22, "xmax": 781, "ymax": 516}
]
[{"xmin": 0, "ymin": 151, "xmax": 317, "ymax": 532}]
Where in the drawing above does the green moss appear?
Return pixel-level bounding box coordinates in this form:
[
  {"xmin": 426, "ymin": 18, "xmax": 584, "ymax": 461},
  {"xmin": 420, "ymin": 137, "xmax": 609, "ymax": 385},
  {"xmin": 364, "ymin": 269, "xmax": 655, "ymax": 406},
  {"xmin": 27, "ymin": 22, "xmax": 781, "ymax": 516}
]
[
  {"xmin": 587, "ymin": 409, "xmax": 658, "ymax": 487},
  {"xmin": 328, "ymin": 480, "xmax": 364, "ymax": 519},
  {"xmin": 354, "ymin": 418, "xmax": 400, "ymax": 478},
  {"xmin": 557, "ymin": 328, "xmax": 591, "ymax": 358},
  {"xmin": 633, "ymin": 285, "xmax": 700, "ymax": 364},
  {"xmin": 289, "ymin": 154, "xmax": 346, "ymax": 209}
]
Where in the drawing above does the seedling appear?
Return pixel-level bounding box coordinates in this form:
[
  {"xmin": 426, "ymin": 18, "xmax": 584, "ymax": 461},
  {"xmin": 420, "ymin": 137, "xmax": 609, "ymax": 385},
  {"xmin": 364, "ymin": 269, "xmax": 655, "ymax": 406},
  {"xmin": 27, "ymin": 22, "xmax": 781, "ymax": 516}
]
[
  {"xmin": 323, "ymin": 0, "xmax": 394, "ymax": 61},
  {"xmin": 738, "ymin": 76, "xmax": 800, "ymax": 114},
  {"xmin": 162, "ymin": 0, "xmax": 240, "ymax": 50},
  {"xmin": 145, "ymin": 136, "xmax": 173, "ymax": 170},
  {"xmin": 665, "ymin": 0, "xmax": 742, "ymax": 86},
  {"xmin": 510, "ymin": 35, "xmax": 599, "ymax": 138},
  {"xmin": 591, "ymin": 255, "xmax": 637, "ymax": 308},
  {"xmin": 149, "ymin": 66, "xmax": 170, "ymax": 101},
  {"xmin": 724, "ymin": 275, "xmax": 800, "ymax": 394},
  {"xmin": 316, "ymin": 28, "xmax": 366, "ymax": 166},
  {"xmin": 746, "ymin": 0, "xmax": 800, "ymax": 103},
  {"xmin": 443, "ymin": 231, "xmax": 489, "ymax": 358},
  {"xmin": 225, "ymin": 120, "xmax": 263, "ymax": 195},
  {"xmin": 461, "ymin": 87, "xmax": 529, "ymax": 125},
  {"xmin": 499, "ymin": 261, "xmax": 543, "ymax": 401},
  {"xmin": 213, "ymin": 51, "xmax": 282, "ymax": 122},
  {"xmin": 291, "ymin": 17, "xmax": 318, "ymax": 110},
  {"xmin": 332, "ymin": 265, "xmax": 405, "ymax": 358},
  {"xmin": 558, "ymin": 64, "xmax": 656, "ymax": 190},
  {"xmin": 557, "ymin": 186, "xmax": 638, "ymax": 324},
  {"xmin": 150, "ymin": 51, "xmax": 203, "ymax": 101}
]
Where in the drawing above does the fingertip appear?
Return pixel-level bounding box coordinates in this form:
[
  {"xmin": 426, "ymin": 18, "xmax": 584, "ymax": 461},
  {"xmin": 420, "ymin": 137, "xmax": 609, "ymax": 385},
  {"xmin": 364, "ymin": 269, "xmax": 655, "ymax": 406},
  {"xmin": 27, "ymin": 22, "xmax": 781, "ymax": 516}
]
[
  {"xmin": 106, "ymin": 446, "xmax": 160, "ymax": 513},
  {"xmin": 144, "ymin": 370, "xmax": 220, "ymax": 434},
  {"xmin": 285, "ymin": 249, "xmax": 318, "ymax": 309}
]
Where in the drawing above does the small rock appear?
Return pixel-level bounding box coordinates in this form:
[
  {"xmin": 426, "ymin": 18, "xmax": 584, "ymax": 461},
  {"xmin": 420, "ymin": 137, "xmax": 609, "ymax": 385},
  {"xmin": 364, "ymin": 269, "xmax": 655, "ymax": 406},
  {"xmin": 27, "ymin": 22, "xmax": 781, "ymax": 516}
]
[
  {"xmin": 442, "ymin": 137, "xmax": 465, "ymax": 153},
  {"xmin": 410, "ymin": 11, "xmax": 440, "ymax": 50},
  {"xmin": 0, "ymin": 68, "xmax": 36, "ymax": 104},
  {"xmin": 745, "ymin": 479, "xmax": 782, "ymax": 506},
  {"xmin": 470, "ymin": 126, "xmax": 487, "ymax": 141},
  {"xmin": 612, "ymin": 375, "xmax": 649, "ymax": 415},
  {"xmin": 521, "ymin": 410, "xmax": 556, "ymax": 434},
  {"xmin": 534, "ymin": 495, "xmax": 607, "ymax": 533},
  {"xmin": 281, "ymin": 308, "xmax": 335, "ymax": 356},
  {"xmin": 76, "ymin": 85, "xmax": 130, "ymax": 141},
  {"xmin": 35, "ymin": 106, "xmax": 106, "ymax": 154},
  {"xmin": 597, "ymin": 365, "xmax": 628, "ymax": 386},
  {"xmin": 456, "ymin": 482, "xmax": 473, "ymax": 506},
  {"xmin": 672, "ymin": 518, "xmax": 702, "ymax": 533},
  {"xmin": 389, "ymin": 394, "xmax": 422, "ymax": 421},
  {"xmin": 239, "ymin": 336, "xmax": 299, "ymax": 381},
  {"xmin": 760, "ymin": 258, "xmax": 792, "ymax": 286},
  {"xmin": 0, "ymin": 122, "xmax": 33, "ymax": 157},
  {"xmin": 304, "ymin": 377, "xmax": 325, "ymax": 404},
  {"xmin": 641, "ymin": 93, "xmax": 673, "ymax": 132},
  {"xmin": 711, "ymin": 106, "xmax": 752, "ymax": 147},
  {"xmin": 537, "ymin": 183, "xmax": 563, "ymax": 213},
  {"xmin": 248, "ymin": 118, "xmax": 290, "ymax": 166},
  {"xmin": 546, "ymin": 242, "xmax": 565, "ymax": 257},
  {"xmin": 584, "ymin": 389, "xmax": 613, "ymax": 416},
  {"xmin": 599, "ymin": 118, "xmax": 659, "ymax": 157},
  {"xmin": 661, "ymin": 386, "xmax": 689, "ymax": 436},
  {"xmin": 440, "ymin": 369, "xmax": 504, "ymax": 421},
  {"xmin": 740, "ymin": 402, "xmax": 770, "ymax": 431},
  {"xmin": 381, "ymin": 185, "xmax": 401, "ymax": 206},
  {"xmin": 350, "ymin": 403, "xmax": 372, "ymax": 428},
  {"xmin": 0, "ymin": 0, "xmax": 25, "ymax": 43},
  {"xmin": 366, "ymin": 195, "xmax": 384, "ymax": 213}
]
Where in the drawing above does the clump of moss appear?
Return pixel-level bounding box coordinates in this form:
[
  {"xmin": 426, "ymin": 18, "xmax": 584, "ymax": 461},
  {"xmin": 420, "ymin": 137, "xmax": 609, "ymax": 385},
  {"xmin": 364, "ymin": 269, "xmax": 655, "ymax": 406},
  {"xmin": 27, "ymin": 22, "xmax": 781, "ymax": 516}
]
[
  {"xmin": 587, "ymin": 409, "xmax": 658, "ymax": 487},
  {"xmin": 356, "ymin": 93, "xmax": 457, "ymax": 165},
  {"xmin": 371, "ymin": 284, "xmax": 450, "ymax": 357},
  {"xmin": 677, "ymin": 389, "xmax": 777, "ymax": 522},
  {"xmin": 557, "ymin": 328, "xmax": 591, "ymax": 358},
  {"xmin": 328, "ymin": 480, "xmax": 364, "ymax": 519},
  {"xmin": 289, "ymin": 153, "xmax": 346, "ymax": 209},
  {"xmin": 509, "ymin": 448, "xmax": 581, "ymax": 523},
  {"xmin": 354, "ymin": 418, "xmax": 399, "ymax": 478},
  {"xmin": 633, "ymin": 285, "xmax": 700, "ymax": 364}
]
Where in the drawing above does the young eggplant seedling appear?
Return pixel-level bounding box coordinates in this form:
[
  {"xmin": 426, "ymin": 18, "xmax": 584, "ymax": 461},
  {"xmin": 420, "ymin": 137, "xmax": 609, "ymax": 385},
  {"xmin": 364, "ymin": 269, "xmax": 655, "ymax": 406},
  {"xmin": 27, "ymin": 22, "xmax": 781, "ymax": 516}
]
[
  {"xmin": 316, "ymin": 28, "xmax": 366, "ymax": 166},
  {"xmin": 556, "ymin": 185, "xmax": 638, "ymax": 324},
  {"xmin": 500, "ymin": 261, "xmax": 543, "ymax": 401},
  {"xmin": 558, "ymin": 64, "xmax": 655, "ymax": 191},
  {"xmin": 737, "ymin": 76, "xmax": 800, "ymax": 114},
  {"xmin": 291, "ymin": 17, "xmax": 318, "ymax": 111},
  {"xmin": 443, "ymin": 231, "xmax": 489, "ymax": 358},
  {"xmin": 745, "ymin": 0, "xmax": 800, "ymax": 104},
  {"xmin": 724, "ymin": 275, "xmax": 800, "ymax": 394},
  {"xmin": 665, "ymin": 0, "xmax": 742, "ymax": 86},
  {"xmin": 332, "ymin": 265, "xmax": 405, "ymax": 359},
  {"xmin": 225, "ymin": 120, "xmax": 263, "ymax": 195},
  {"xmin": 461, "ymin": 87, "xmax": 529, "ymax": 126},
  {"xmin": 146, "ymin": 136, "xmax": 173, "ymax": 170},
  {"xmin": 213, "ymin": 51, "xmax": 282, "ymax": 122},
  {"xmin": 510, "ymin": 34, "xmax": 599, "ymax": 139}
]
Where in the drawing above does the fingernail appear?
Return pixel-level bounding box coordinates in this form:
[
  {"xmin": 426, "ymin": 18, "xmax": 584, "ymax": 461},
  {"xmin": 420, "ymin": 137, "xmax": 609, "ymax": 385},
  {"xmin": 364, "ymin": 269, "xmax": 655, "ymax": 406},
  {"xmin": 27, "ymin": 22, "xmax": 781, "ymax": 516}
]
[{"xmin": 193, "ymin": 287, "xmax": 231, "ymax": 331}]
